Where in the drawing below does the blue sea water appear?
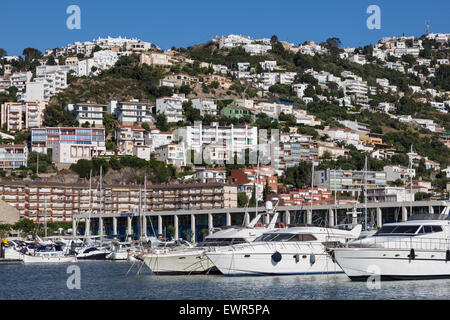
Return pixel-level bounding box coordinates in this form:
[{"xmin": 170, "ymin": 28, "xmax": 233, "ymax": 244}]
[{"xmin": 0, "ymin": 261, "xmax": 449, "ymax": 300}]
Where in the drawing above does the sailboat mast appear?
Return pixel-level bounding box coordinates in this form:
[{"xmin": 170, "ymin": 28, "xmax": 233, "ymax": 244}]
[
  {"xmin": 409, "ymin": 145, "xmax": 413, "ymax": 218},
  {"xmin": 44, "ymin": 197, "xmax": 47, "ymax": 238},
  {"xmin": 364, "ymin": 155, "xmax": 368, "ymax": 230}
]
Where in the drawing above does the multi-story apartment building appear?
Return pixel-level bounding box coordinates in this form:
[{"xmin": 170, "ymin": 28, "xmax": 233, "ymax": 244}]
[
  {"xmin": 155, "ymin": 94, "xmax": 187, "ymax": 123},
  {"xmin": 108, "ymin": 100, "xmax": 155, "ymax": 125},
  {"xmin": 267, "ymin": 186, "xmax": 334, "ymax": 206},
  {"xmin": 228, "ymin": 165, "xmax": 278, "ymax": 201},
  {"xmin": 174, "ymin": 123, "xmax": 258, "ymax": 164},
  {"xmin": 144, "ymin": 129, "xmax": 173, "ymax": 152},
  {"xmin": 0, "ymin": 144, "xmax": 28, "ymax": 170},
  {"xmin": 383, "ymin": 165, "xmax": 415, "ymax": 183},
  {"xmin": 314, "ymin": 169, "xmax": 387, "ymax": 197},
  {"xmin": 154, "ymin": 143, "xmax": 186, "ymax": 167},
  {"xmin": 115, "ymin": 125, "xmax": 146, "ymax": 156},
  {"xmin": 10, "ymin": 72, "xmax": 33, "ymax": 93},
  {"xmin": 193, "ymin": 169, "xmax": 227, "ymax": 184},
  {"xmin": 0, "ymin": 181, "xmax": 237, "ymax": 223},
  {"xmin": 191, "ymin": 98, "xmax": 218, "ymax": 116},
  {"xmin": 31, "ymin": 127, "xmax": 106, "ymax": 155},
  {"xmin": 0, "ymin": 101, "xmax": 46, "ymax": 132},
  {"xmin": 66, "ymin": 103, "xmax": 106, "ymax": 127},
  {"xmin": 24, "ymin": 70, "xmax": 67, "ymax": 103},
  {"xmin": 0, "ymin": 102, "xmax": 22, "ymax": 132},
  {"xmin": 272, "ymin": 134, "xmax": 319, "ymax": 172}
]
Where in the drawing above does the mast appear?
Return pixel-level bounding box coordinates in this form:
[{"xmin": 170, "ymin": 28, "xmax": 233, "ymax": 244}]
[
  {"xmin": 255, "ymin": 154, "xmax": 260, "ymax": 224},
  {"xmin": 310, "ymin": 161, "xmax": 315, "ymax": 225},
  {"xmin": 44, "ymin": 197, "xmax": 47, "ymax": 238},
  {"xmin": 99, "ymin": 166, "xmax": 103, "ymax": 243},
  {"xmin": 86, "ymin": 169, "xmax": 92, "ymax": 238},
  {"xmin": 144, "ymin": 176, "xmax": 147, "ymax": 240},
  {"xmin": 334, "ymin": 169, "xmax": 337, "ymax": 225},
  {"xmin": 364, "ymin": 155, "xmax": 368, "ymax": 231},
  {"xmin": 409, "ymin": 145, "xmax": 413, "ymax": 217}
]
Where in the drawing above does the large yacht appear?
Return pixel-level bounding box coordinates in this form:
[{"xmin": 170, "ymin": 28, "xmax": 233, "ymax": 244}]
[
  {"xmin": 331, "ymin": 204, "xmax": 450, "ymax": 281},
  {"xmin": 205, "ymin": 224, "xmax": 361, "ymax": 276},
  {"xmin": 138, "ymin": 211, "xmax": 280, "ymax": 275}
]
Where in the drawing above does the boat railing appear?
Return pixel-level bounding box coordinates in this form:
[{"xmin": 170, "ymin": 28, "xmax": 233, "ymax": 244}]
[{"xmin": 349, "ymin": 236, "xmax": 450, "ymax": 251}]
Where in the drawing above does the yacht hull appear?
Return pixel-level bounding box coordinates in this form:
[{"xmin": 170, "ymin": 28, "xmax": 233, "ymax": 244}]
[
  {"xmin": 142, "ymin": 250, "xmax": 214, "ymax": 274},
  {"xmin": 206, "ymin": 243, "xmax": 342, "ymax": 276},
  {"xmin": 333, "ymin": 247, "xmax": 450, "ymax": 281},
  {"xmin": 22, "ymin": 255, "xmax": 77, "ymax": 264}
]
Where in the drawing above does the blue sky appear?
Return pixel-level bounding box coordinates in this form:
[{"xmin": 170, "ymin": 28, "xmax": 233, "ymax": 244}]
[{"xmin": 1, "ymin": 0, "xmax": 449, "ymax": 56}]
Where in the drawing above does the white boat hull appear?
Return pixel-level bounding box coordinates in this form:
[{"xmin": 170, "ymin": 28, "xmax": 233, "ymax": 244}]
[
  {"xmin": 142, "ymin": 250, "xmax": 214, "ymax": 274},
  {"xmin": 22, "ymin": 254, "xmax": 77, "ymax": 264},
  {"xmin": 333, "ymin": 247, "xmax": 450, "ymax": 280},
  {"xmin": 206, "ymin": 243, "xmax": 342, "ymax": 276}
]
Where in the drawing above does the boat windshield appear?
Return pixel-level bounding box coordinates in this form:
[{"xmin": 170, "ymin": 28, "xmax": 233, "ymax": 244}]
[
  {"xmin": 374, "ymin": 225, "xmax": 425, "ymax": 236},
  {"xmin": 255, "ymin": 233, "xmax": 317, "ymax": 242},
  {"xmin": 197, "ymin": 238, "xmax": 247, "ymax": 247}
]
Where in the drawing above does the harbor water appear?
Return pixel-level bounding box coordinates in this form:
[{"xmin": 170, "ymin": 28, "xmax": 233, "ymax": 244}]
[{"xmin": 1, "ymin": 261, "xmax": 449, "ymax": 300}]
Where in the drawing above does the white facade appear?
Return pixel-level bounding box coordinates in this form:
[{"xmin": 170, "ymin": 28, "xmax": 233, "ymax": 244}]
[
  {"xmin": 155, "ymin": 143, "xmax": 186, "ymax": 167},
  {"xmin": 109, "ymin": 100, "xmax": 155, "ymax": 125},
  {"xmin": 67, "ymin": 103, "xmax": 105, "ymax": 126},
  {"xmin": 155, "ymin": 94, "xmax": 187, "ymax": 123},
  {"xmin": 191, "ymin": 98, "xmax": 217, "ymax": 116},
  {"xmin": 175, "ymin": 123, "xmax": 258, "ymax": 164}
]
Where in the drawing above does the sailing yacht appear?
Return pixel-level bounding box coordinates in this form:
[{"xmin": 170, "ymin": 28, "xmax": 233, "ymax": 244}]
[
  {"xmin": 206, "ymin": 224, "xmax": 361, "ymax": 276},
  {"xmin": 139, "ymin": 211, "xmax": 281, "ymax": 275},
  {"xmin": 331, "ymin": 203, "xmax": 450, "ymax": 281}
]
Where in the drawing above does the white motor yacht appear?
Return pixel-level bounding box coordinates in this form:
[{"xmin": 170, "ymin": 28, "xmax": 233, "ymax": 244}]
[
  {"xmin": 206, "ymin": 224, "xmax": 361, "ymax": 276},
  {"xmin": 139, "ymin": 212, "xmax": 281, "ymax": 275},
  {"xmin": 332, "ymin": 204, "xmax": 450, "ymax": 281}
]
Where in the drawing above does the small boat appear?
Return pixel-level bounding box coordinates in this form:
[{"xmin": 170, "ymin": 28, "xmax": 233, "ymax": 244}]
[
  {"xmin": 22, "ymin": 252, "xmax": 77, "ymax": 264},
  {"xmin": 76, "ymin": 246, "xmax": 110, "ymax": 260},
  {"xmin": 106, "ymin": 242, "xmax": 136, "ymax": 261}
]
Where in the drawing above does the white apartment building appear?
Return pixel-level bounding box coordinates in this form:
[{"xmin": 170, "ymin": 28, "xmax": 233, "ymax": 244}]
[
  {"xmin": 155, "ymin": 94, "xmax": 187, "ymax": 123},
  {"xmin": 259, "ymin": 61, "xmax": 277, "ymax": 71},
  {"xmin": 193, "ymin": 169, "xmax": 227, "ymax": 183},
  {"xmin": 326, "ymin": 127, "xmax": 361, "ymax": 146},
  {"xmin": 212, "ymin": 34, "xmax": 253, "ymax": 48},
  {"xmin": 384, "ymin": 165, "xmax": 415, "ymax": 183},
  {"xmin": 77, "ymin": 50, "xmax": 119, "ymax": 77},
  {"xmin": 144, "ymin": 129, "xmax": 173, "ymax": 152},
  {"xmin": 25, "ymin": 70, "xmax": 68, "ymax": 103},
  {"xmin": 174, "ymin": 123, "xmax": 258, "ymax": 164},
  {"xmin": 278, "ymin": 72, "xmax": 297, "ymax": 85},
  {"xmin": 10, "ymin": 72, "xmax": 33, "ymax": 93},
  {"xmin": 115, "ymin": 125, "xmax": 146, "ymax": 157},
  {"xmin": 52, "ymin": 143, "xmax": 101, "ymax": 166},
  {"xmin": 191, "ymin": 98, "xmax": 217, "ymax": 116},
  {"xmin": 66, "ymin": 103, "xmax": 105, "ymax": 127},
  {"xmin": 154, "ymin": 143, "xmax": 186, "ymax": 167},
  {"xmin": 292, "ymin": 83, "xmax": 308, "ymax": 98},
  {"xmin": 108, "ymin": 100, "xmax": 155, "ymax": 125},
  {"xmin": 243, "ymin": 44, "xmax": 272, "ymax": 55}
]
